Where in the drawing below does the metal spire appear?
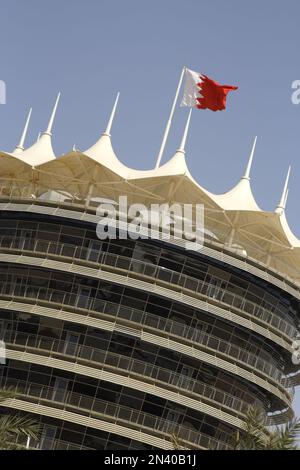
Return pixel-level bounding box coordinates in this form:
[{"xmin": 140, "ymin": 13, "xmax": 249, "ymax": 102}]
[
  {"xmin": 284, "ymin": 188, "xmax": 289, "ymax": 209},
  {"xmin": 44, "ymin": 92, "xmax": 61, "ymax": 136},
  {"xmin": 14, "ymin": 107, "xmax": 32, "ymax": 152},
  {"xmin": 177, "ymin": 109, "xmax": 192, "ymax": 154},
  {"xmin": 103, "ymin": 92, "xmax": 120, "ymax": 136},
  {"xmin": 276, "ymin": 166, "xmax": 291, "ymax": 212},
  {"xmin": 243, "ymin": 136, "xmax": 257, "ymax": 180}
]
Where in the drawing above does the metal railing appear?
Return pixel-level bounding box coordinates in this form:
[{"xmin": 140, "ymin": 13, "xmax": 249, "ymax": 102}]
[
  {"xmin": 0, "ymin": 279, "xmax": 291, "ymax": 388},
  {"xmin": 9, "ymin": 433, "xmax": 93, "ymax": 450},
  {"xmin": 1, "ymin": 279, "xmax": 288, "ymax": 386},
  {"xmin": 4, "ymin": 328, "xmax": 290, "ymax": 407},
  {"xmin": 0, "ymin": 289, "xmax": 279, "ymax": 408},
  {"xmin": 1, "ymin": 378, "xmax": 233, "ymax": 450},
  {"xmin": 0, "ymin": 235, "xmax": 296, "ymax": 339},
  {"xmin": 1, "ymin": 197, "xmax": 300, "ymax": 299}
]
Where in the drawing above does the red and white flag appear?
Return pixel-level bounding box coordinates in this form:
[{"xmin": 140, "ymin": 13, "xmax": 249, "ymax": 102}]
[{"xmin": 181, "ymin": 68, "xmax": 238, "ymax": 111}]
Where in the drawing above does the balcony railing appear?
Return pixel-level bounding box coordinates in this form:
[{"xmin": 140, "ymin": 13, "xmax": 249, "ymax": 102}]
[
  {"xmin": 0, "ymin": 278, "xmax": 291, "ymax": 390},
  {"xmin": 1, "ymin": 378, "xmax": 234, "ymax": 450},
  {"xmin": 3, "ymin": 328, "xmax": 290, "ymax": 410},
  {"xmin": 0, "ymin": 235, "xmax": 296, "ymax": 339},
  {"xmin": 9, "ymin": 433, "xmax": 93, "ymax": 450}
]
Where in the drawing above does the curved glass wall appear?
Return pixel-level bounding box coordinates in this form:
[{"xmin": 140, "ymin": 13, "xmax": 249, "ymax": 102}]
[{"xmin": 0, "ymin": 213, "xmax": 298, "ymax": 450}]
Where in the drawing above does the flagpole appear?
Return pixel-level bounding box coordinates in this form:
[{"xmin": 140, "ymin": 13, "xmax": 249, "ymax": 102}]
[{"xmin": 155, "ymin": 66, "xmax": 186, "ymax": 169}]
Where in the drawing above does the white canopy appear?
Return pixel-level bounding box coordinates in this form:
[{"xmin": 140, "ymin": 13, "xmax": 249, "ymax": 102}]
[{"xmin": 1, "ymin": 98, "xmax": 300, "ymax": 286}]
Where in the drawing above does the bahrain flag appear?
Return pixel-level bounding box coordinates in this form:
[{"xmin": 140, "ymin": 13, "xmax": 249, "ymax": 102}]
[{"xmin": 181, "ymin": 68, "xmax": 238, "ymax": 111}]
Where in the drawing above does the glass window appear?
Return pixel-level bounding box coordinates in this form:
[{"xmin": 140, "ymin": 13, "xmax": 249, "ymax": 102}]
[
  {"xmin": 39, "ymin": 425, "xmax": 57, "ymax": 450},
  {"xmin": 52, "ymin": 377, "xmax": 69, "ymax": 402},
  {"xmin": 63, "ymin": 332, "xmax": 80, "ymax": 356}
]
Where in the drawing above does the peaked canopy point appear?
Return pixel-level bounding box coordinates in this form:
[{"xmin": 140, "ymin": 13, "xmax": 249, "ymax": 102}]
[
  {"xmin": 84, "ymin": 132, "xmax": 190, "ymax": 181},
  {"xmin": 209, "ymin": 137, "xmax": 260, "ymax": 211},
  {"xmin": 82, "ymin": 94, "xmax": 192, "ymax": 180},
  {"xmin": 16, "ymin": 133, "xmax": 56, "ymax": 167},
  {"xmin": 83, "ymin": 133, "xmax": 132, "ymax": 177},
  {"xmin": 211, "ymin": 178, "xmax": 260, "ymax": 212},
  {"xmin": 13, "ymin": 107, "xmax": 32, "ymax": 155},
  {"xmin": 9, "ymin": 93, "xmax": 61, "ymax": 167},
  {"xmin": 276, "ymin": 166, "xmax": 291, "ymax": 213}
]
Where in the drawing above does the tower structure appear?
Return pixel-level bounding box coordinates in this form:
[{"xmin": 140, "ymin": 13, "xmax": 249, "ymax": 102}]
[{"xmin": 0, "ymin": 96, "xmax": 299, "ymax": 450}]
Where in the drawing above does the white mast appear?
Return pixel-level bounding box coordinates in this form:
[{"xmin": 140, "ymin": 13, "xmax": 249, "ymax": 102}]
[
  {"xmin": 44, "ymin": 92, "xmax": 61, "ymax": 136},
  {"xmin": 155, "ymin": 66, "xmax": 186, "ymax": 169},
  {"xmin": 276, "ymin": 166, "xmax": 291, "ymax": 212},
  {"xmin": 177, "ymin": 108, "xmax": 192, "ymax": 154},
  {"xmin": 14, "ymin": 107, "xmax": 32, "ymax": 153},
  {"xmin": 284, "ymin": 188, "xmax": 289, "ymax": 209},
  {"xmin": 103, "ymin": 92, "xmax": 120, "ymax": 136},
  {"xmin": 242, "ymin": 136, "xmax": 257, "ymax": 180}
]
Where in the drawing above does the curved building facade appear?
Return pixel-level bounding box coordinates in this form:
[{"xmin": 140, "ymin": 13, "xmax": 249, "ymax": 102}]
[
  {"xmin": 0, "ymin": 201, "xmax": 298, "ymax": 450},
  {"xmin": 0, "ymin": 96, "xmax": 300, "ymax": 449}
]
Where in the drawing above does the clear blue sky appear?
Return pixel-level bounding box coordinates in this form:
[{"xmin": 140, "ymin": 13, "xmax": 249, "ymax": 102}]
[{"xmin": 1, "ymin": 0, "xmax": 300, "ymax": 417}]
